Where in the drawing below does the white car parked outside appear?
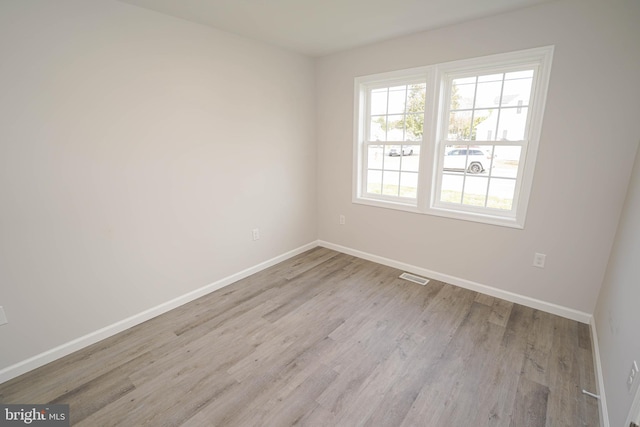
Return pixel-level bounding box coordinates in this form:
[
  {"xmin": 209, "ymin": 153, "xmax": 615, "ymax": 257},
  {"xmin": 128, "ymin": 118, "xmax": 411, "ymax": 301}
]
[{"xmin": 443, "ymin": 148, "xmax": 492, "ymax": 174}]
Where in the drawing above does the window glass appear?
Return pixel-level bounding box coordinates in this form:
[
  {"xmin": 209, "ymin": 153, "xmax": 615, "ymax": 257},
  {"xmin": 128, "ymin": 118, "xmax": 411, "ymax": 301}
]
[{"xmin": 362, "ymin": 80, "xmax": 426, "ymax": 202}]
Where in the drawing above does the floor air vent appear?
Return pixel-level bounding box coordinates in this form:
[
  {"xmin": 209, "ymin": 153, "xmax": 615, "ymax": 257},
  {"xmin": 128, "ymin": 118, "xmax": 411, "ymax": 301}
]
[{"xmin": 399, "ymin": 272, "xmax": 429, "ymax": 286}]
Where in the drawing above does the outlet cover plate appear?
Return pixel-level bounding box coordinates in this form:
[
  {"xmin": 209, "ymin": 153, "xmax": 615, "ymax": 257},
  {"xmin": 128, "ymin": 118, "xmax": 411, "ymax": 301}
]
[{"xmin": 533, "ymin": 253, "xmax": 546, "ymax": 268}]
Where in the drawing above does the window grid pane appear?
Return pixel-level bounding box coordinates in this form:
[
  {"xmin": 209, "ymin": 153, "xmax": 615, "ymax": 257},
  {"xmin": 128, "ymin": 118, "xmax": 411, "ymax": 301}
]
[
  {"xmin": 382, "ymin": 170, "xmax": 400, "ymax": 197},
  {"xmin": 364, "ymin": 81, "xmax": 426, "ymax": 201},
  {"xmin": 367, "ymin": 83, "xmax": 426, "ymax": 143},
  {"xmin": 439, "ymin": 143, "xmax": 520, "ymax": 211},
  {"xmin": 447, "ymin": 69, "xmax": 533, "ymax": 142},
  {"xmin": 438, "ymin": 68, "xmax": 535, "ymax": 212}
]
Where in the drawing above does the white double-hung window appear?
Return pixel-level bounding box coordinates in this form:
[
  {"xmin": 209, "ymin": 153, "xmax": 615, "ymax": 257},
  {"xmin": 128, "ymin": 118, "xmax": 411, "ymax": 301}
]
[
  {"xmin": 357, "ymin": 75, "xmax": 427, "ymax": 202},
  {"xmin": 353, "ymin": 46, "xmax": 553, "ymax": 228}
]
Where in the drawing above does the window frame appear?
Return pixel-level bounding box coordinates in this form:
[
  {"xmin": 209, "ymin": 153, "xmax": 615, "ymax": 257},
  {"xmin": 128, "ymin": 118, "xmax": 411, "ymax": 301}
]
[
  {"xmin": 353, "ymin": 67, "xmax": 431, "ymax": 212},
  {"xmin": 353, "ymin": 46, "xmax": 554, "ymax": 229}
]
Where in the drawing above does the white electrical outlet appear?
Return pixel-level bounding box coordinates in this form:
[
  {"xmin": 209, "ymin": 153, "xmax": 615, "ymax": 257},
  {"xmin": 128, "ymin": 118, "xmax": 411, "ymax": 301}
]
[
  {"xmin": 252, "ymin": 228, "xmax": 260, "ymax": 241},
  {"xmin": 339, "ymin": 215, "xmax": 345, "ymax": 225},
  {"xmin": 533, "ymin": 253, "xmax": 546, "ymax": 268},
  {"xmin": 0, "ymin": 306, "xmax": 8, "ymax": 326},
  {"xmin": 629, "ymin": 360, "xmax": 639, "ymax": 392}
]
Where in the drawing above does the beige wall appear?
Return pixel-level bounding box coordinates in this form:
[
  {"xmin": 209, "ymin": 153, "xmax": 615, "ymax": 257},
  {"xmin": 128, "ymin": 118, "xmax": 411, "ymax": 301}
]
[
  {"xmin": 0, "ymin": 0, "xmax": 316, "ymax": 370},
  {"xmin": 595, "ymin": 142, "xmax": 640, "ymax": 427},
  {"xmin": 316, "ymin": 0, "xmax": 640, "ymax": 315}
]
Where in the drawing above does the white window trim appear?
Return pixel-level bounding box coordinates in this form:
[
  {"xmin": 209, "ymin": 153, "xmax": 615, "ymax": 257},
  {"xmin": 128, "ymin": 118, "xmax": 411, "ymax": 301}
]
[{"xmin": 353, "ymin": 46, "xmax": 554, "ymax": 229}]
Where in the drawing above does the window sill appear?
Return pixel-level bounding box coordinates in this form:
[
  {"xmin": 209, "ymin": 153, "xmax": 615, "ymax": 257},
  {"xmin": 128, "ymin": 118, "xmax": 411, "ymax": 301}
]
[
  {"xmin": 353, "ymin": 196, "xmax": 525, "ymax": 229},
  {"xmin": 352, "ymin": 196, "xmax": 421, "ymax": 214},
  {"xmin": 425, "ymin": 205, "xmax": 524, "ymax": 229}
]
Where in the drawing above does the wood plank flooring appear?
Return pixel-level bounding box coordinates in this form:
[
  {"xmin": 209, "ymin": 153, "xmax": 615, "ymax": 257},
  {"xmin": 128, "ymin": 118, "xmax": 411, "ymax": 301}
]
[{"xmin": 0, "ymin": 247, "xmax": 600, "ymax": 426}]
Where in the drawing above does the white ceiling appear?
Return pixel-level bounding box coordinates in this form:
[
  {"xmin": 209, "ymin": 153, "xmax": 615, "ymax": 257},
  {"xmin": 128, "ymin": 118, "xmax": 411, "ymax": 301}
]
[{"xmin": 117, "ymin": 0, "xmax": 553, "ymax": 56}]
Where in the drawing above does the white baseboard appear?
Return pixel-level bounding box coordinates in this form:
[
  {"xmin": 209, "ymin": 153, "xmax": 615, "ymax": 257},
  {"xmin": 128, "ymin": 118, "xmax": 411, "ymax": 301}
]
[
  {"xmin": 0, "ymin": 241, "xmax": 318, "ymax": 385},
  {"xmin": 590, "ymin": 318, "xmax": 610, "ymax": 427},
  {"xmin": 318, "ymin": 240, "xmax": 592, "ymax": 324}
]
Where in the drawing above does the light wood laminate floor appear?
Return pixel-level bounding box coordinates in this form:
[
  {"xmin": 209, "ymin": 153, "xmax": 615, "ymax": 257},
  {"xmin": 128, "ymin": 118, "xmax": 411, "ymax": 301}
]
[{"xmin": 0, "ymin": 248, "xmax": 599, "ymax": 426}]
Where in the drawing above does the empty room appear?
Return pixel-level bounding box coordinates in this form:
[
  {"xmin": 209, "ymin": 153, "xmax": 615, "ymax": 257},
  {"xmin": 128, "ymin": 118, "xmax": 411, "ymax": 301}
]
[{"xmin": 1, "ymin": 0, "xmax": 639, "ymax": 426}]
